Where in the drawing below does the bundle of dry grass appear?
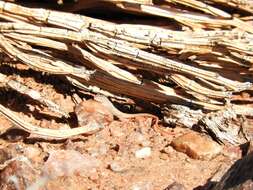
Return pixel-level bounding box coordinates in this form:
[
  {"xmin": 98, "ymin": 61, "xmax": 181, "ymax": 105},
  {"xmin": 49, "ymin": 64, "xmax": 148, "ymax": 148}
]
[{"xmin": 0, "ymin": 0, "xmax": 252, "ymax": 143}]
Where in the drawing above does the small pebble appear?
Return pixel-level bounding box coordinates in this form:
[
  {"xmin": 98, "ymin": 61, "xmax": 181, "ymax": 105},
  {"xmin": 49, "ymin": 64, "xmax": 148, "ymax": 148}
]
[
  {"xmin": 135, "ymin": 147, "xmax": 152, "ymax": 159},
  {"xmin": 109, "ymin": 161, "xmax": 127, "ymax": 173}
]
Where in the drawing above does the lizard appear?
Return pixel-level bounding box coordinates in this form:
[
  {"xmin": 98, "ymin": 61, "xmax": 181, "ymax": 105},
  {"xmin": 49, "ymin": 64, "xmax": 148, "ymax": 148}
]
[{"xmin": 94, "ymin": 94, "xmax": 170, "ymax": 135}]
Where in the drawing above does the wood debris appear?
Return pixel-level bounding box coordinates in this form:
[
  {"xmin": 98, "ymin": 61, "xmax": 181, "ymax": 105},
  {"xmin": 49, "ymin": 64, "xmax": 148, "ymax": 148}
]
[{"xmin": 0, "ymin": 0, "xmax": 252, "ymax": 142}]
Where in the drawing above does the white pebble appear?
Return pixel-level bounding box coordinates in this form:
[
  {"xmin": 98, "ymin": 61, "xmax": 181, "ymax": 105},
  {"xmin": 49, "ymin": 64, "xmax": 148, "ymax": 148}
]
[
  {"xmin": 135, "ymin": 147, "xmax": 151, "ymax": 159},
  {"xmin": 109, "ymin": 161, "xmax": 126, "ymax": 173}
]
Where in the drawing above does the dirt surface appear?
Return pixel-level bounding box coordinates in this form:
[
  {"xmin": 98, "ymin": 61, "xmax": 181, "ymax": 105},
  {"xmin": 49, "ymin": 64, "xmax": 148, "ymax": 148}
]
[{"xmin": 0, "ymin": 63, "xmax": 246, "ymax": 189}]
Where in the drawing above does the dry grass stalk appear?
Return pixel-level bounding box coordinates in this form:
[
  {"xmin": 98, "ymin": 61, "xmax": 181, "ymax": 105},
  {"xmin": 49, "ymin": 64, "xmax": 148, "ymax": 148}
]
[{"xmin": 0, "ymin": 104, "xmax": 104, "ymax": 139}]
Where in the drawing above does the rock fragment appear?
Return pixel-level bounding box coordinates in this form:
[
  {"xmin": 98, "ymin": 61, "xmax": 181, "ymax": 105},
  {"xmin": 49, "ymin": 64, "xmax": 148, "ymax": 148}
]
[
  {"xmin": 43, "ymin": 150, "xmax": 100, "ymax": 178},
  {"xmin": 171, "ymin": 132, "xmax": 222, "ymax": 160}
]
